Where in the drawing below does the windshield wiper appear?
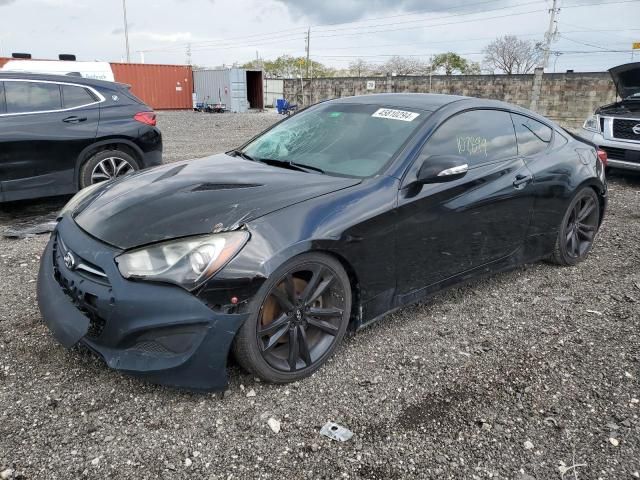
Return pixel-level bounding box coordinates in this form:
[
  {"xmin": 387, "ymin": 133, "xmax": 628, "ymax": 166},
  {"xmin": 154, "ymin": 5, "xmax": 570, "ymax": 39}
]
[
  {"xmin": 229, "ymin": 149, "xmax": 255, "ymax": 161},
  {"xmin": 259, "ymin": 158, "xmax": 325, "ymax": 175}
]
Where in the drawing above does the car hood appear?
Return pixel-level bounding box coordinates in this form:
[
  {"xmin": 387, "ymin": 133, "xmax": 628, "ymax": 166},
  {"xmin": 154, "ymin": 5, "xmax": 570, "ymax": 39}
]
[
  {"xmin": 609, "ymin": 62, "xmax": 640, "ymax": 100},
  {"xmin": 74, "ymin": 154, "xmax": 360, "ymax": 249}
]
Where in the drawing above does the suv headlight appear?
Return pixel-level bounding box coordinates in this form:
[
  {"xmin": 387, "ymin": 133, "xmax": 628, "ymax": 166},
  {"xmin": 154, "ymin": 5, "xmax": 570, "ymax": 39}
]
[
  {"xmin": 583, "ymin": 114, "xmax": 600, "ymax": 133},
  {"xmin": 115, "ymin": 231, "xmax": 249, "ymax": 290}
]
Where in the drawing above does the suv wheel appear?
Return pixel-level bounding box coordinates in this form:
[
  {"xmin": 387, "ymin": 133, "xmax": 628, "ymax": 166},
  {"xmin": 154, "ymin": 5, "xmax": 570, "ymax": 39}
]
[{"xmin": 80, "ymin": 149, "xmax": 139, "ymax": 188}]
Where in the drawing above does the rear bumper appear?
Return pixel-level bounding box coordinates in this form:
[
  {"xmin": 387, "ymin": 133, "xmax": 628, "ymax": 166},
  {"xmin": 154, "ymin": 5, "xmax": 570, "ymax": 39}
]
[
  {"xmin": 137, "ymin": 126, "xmax": 163, "ymax": 168},
  {"xmin": 37, "ymin": 216, "xmax": 248, "ymax": 391},
  {"xmin": 141, "ymin": 145, "xmax": 163, "ymax": 168}
]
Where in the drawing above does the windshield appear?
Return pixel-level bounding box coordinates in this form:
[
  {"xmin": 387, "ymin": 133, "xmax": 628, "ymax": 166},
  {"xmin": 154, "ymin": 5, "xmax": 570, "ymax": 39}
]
[{"xmin": 242, "ymin": 103, "xmax": 427, "ymax": 177}]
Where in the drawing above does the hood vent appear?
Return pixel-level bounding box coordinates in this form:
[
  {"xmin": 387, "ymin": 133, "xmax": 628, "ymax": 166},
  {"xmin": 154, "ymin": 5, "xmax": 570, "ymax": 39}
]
[{"xmin": 191, "ymin": 183, "xmax": 262, "ymax": 192}]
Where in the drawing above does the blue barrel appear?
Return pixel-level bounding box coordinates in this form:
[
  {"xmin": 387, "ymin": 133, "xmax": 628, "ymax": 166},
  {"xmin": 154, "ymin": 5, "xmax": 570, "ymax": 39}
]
[{"xmin": 276, "ymin": 98, "xmax": 286, "ymax": 114}]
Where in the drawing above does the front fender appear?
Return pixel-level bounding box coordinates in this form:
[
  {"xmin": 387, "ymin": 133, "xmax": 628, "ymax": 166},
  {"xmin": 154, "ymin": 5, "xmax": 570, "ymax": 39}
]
[{"xmin": 196, "ymin": 176, "xmax": 400, "ymax": 319}]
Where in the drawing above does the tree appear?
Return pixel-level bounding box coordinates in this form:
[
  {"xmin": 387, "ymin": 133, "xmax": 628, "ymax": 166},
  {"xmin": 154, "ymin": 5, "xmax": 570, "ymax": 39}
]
[
  {"xmin": 241, "ymin": 55, "xmax": 335, "ymax": 78},
  {"xmin": 375, "ymin": 56, "xmax": 429, "ymax": 76},
  {"xmin": 483, "ymin": 35, "xmax": 542, "ymax": 74},
  {"xmin": 430, "ymin": 52, "xmax": 477, "ymax": 75},
  {"xmin": 348, "ymin": 59, "xmax": 375, "ymax": 77}
]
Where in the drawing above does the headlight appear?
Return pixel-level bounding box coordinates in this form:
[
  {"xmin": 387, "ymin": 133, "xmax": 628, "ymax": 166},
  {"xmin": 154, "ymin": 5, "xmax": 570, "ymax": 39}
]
[
  {"xmin": 583, "ymin": 114, "xmax": 600, "ymax": 133},
  {"xmin": 58, "ymin": 182, "xmax": 105, "ymax": 219},
  {"xmin": 115, "ymin": 231, "xmax": 249, "ymax": 290}
]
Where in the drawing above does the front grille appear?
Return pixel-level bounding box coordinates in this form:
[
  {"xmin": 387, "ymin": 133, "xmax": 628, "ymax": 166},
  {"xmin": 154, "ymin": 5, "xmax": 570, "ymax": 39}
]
[
  {"xmin": 612, "ymin": 119, "xmax": 640, "ymax": 141},
  {"xmin": 128, "ymin": 341, "xmax": 172, "ymax": 354},
  {"xmin": 601, "ymin": 146, "xmax": 627, "ymax": 161},
  {"xmin": 52, "ymin": 234, "xmax": 109, "ymax": 339}
]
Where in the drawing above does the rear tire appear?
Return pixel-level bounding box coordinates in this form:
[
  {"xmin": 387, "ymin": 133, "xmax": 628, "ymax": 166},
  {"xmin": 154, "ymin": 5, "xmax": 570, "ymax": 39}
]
[
  {"xmin": 549, "ymin": 187, "xmax": 601, "ymax": 266},
  {"xmin": 79, "ymin": 149, "xmax": 139, "ymax": 188},
  {"xmin": 233, "ymin": 252, "xmax": 351, "ymax": 384}
]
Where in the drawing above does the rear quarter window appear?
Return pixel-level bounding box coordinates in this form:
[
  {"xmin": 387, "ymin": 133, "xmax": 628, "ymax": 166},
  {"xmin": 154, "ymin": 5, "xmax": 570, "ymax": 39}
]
[
  {"xmin": 512, "ymin": 113, "xmax": 553, "ymax": 156},
  {"xmin": 62, "ymin": 84, "xmax": 97, "ymax": 108}
]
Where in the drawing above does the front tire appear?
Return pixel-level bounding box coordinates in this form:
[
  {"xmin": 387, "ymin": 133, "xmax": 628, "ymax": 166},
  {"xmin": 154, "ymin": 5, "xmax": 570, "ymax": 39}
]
[
  {"xmin": 549, "ymin": 187, "xmax": 601, "ymax": 266},
  {"xmin": 79, "ymin": 149, "xmax": 139, "ymax": 188},
  {"xmin": 233, "ymin": 252, "xmax": 352, "ymax": 383}
]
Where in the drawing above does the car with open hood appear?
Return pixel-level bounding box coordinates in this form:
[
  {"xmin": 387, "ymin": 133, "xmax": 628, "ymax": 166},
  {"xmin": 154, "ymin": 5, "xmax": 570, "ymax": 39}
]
[
  {"xmin": 579, "ymin": 62, "xmax": 640, "ymax": 172},
  {"xmin": 37, "ymin": 94, "xmax": 607, "ymax": 391}
]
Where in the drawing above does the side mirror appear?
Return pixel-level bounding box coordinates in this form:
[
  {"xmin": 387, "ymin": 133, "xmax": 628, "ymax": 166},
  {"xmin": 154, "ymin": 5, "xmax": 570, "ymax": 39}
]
[{"xmin": 417, "ymin": 155, "xmax": 469, "ymax": 184}]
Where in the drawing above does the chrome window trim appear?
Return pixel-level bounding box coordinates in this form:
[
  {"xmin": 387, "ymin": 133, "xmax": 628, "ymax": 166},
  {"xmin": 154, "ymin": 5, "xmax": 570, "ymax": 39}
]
[{"xmin": 0, "ymin": 78, "xmax": 105, "ymax": 117}]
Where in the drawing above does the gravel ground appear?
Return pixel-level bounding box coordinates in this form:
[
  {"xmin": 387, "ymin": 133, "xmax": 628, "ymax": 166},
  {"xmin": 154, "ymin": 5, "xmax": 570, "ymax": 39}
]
[{"xmin": 0, "ymin": 110, "xmax": 639, "ymax": 479}]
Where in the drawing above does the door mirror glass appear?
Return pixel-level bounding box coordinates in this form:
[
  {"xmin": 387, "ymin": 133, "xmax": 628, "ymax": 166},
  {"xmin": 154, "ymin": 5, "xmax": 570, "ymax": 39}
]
[{"xmin": 417, "ymin": 155, "xmax": 469, "ymax": 184}]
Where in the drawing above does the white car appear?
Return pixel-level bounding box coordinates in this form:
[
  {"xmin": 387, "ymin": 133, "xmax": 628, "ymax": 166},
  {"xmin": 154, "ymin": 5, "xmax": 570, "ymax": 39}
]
[{"xmin": 579, "ymin": 62, "xmax": 640, "ymax": 172}]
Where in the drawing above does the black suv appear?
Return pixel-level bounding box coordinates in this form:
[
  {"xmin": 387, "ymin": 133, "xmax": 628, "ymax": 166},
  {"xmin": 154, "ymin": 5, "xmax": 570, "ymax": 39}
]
[{"xmin": 0, "ymin": 73, "xmax": 162, "ymax": 202}]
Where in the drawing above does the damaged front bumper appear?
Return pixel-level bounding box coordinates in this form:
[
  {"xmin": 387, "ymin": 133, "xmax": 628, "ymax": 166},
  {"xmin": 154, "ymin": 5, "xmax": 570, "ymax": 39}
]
[{"xmin": 37, "ymin": 216, "xmax": 249, "ymax": 391}]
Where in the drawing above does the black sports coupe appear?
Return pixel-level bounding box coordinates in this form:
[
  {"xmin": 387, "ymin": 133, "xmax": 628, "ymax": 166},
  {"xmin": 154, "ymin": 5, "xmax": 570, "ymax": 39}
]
[{"xmin": 37, "ymin": 94, "xmax": 607, "ymax": 391}]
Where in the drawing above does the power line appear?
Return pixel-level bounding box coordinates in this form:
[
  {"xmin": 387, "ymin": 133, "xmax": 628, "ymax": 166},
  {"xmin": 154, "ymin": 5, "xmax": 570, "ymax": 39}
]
[
  {"xmin": 139, "ymin": 0, "xmax": 640, "ymax": 56},
  {"xmin": 558, "ymin": 34, "xmax": 613, "ymax": 51},
  {"xmin": 311, "ymin": 9, "xmax": 548, "ymax": 39},
  {"xmin": 139, "ymin": 0, "xmax": 542, "ymax": 53},
  {"xmin": 563, "ymin": 0, "xmax": 640, "ymax": 7},
  {"xmin": 311, "ymin": 0, "xmax": 545, "ymax": 34},
  {"xmin": 143, "ymin": 4, "xmax": 548, "ymax": 54}
]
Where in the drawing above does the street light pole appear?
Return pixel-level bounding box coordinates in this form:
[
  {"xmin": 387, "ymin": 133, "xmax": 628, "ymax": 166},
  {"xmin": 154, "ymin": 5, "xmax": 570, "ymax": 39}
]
[{"xmin": 122, "ymin": 0, "xmax": 131, "ymax": 63}]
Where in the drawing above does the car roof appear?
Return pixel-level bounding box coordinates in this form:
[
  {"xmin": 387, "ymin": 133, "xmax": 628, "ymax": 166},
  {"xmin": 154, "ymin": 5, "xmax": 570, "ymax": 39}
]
[
  {"xmin": 326, "ymin": 93, "xmax": 554, "ymax": 125},
  {"xmin": 327, "ymin": 93, "xmax": 468, "ymax": 111},
  {"xmin": 0, "ymin": 71, "xmax": 125, "ymax": 89}
]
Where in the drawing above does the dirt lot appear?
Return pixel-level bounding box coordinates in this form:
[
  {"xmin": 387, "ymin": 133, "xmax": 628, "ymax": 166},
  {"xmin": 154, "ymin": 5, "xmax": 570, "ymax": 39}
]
[{"xmin": 0, "ymin": 110, "xmax": 638, "ymax": 479}]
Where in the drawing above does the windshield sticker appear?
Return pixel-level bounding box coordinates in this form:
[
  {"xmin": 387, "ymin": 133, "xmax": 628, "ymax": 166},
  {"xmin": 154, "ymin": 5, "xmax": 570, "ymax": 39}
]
[
  {"xmin": 372, "ymin": 108, "xmax": 420, "ymax": 122},
  {"xmin": 457, "ymin": 136, "xmax": 488, "ymax": 157},
  {"xmin": 329, "ymin": 112, "xmax": 343, "ymax": 118}
]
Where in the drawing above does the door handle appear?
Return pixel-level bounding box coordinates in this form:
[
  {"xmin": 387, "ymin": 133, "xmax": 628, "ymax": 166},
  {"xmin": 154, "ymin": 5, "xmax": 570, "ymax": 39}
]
[
  {"xmin": 62, "ymin": 116, "xmax": 87, "ymax": 124},
  {"xmin": 513, "ymin": 174, "xmax": 533, "ymax": 189}
]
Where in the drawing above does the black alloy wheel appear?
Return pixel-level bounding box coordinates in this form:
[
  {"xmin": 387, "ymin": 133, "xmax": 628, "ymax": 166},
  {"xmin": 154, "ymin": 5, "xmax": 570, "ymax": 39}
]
[
  {"xmin": 233, "ymin": 253, "xmax": 351, "ymax": 383},
  {"xmin": 550, "ymin": 187, "xmax": 601, "ymax": 265}
]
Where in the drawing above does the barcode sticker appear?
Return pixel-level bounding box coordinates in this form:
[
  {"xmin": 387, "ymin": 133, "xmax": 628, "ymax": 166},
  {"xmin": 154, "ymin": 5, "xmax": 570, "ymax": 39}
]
[{"xmin": 372, "ymin": 108, "xmax": 420, "ymax": 122}]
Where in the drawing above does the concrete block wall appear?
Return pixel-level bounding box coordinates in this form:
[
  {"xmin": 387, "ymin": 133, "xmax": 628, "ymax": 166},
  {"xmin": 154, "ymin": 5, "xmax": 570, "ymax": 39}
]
[{"xmin": 283, "ymin": 72, "xmax": 617, "ymax": 129}]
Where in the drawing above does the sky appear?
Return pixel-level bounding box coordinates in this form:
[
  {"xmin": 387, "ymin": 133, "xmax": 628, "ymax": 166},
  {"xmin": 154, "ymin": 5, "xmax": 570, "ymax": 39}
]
[{"xmin": 0, "ymin": 0, "xmax": 639, "ymax": 73}]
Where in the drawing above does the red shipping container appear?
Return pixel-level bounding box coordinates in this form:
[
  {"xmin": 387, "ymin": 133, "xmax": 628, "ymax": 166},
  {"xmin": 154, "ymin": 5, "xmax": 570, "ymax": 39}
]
[{"xmin": 110, "ymin": 62, "xmax": 192, "ymax": 110}]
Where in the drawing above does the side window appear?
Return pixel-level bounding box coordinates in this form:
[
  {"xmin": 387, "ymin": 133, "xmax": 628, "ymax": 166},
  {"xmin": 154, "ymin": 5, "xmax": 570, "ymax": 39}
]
[
  {"xmin": 5, "ymin": 82, "xmax": 62, "ymax": 114},
  {"xmin": 424, "ymin": 109, "xmax": 517, "ymax": 167},
  {"xmin": 512, "ymin": 113, "xmax": 553, "ymax": 156},
  {"xmin": 62, "ymin": 85, "xmax": 97, "ymax": 108}
]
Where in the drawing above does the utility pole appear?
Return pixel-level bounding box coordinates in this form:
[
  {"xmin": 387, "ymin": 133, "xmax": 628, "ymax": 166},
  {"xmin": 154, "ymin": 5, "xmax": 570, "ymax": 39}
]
[
  {"xmin": 305, "ymin": 27, "xmax": 311, "ymax": 78},
  {"xmin": 186, "ymin": 43, "xmax": 192, "ymax": 65},
  {"xmin": 552, "ymin": 51, "xmax": 562, "ymax": 72},
  {"xmin": 122, "ymin": 0, "xmax": 131, "ymax": 63},
  {"xmin": 531, "ymin": 0, "xmax": 560, "ymax": 112},
  {"xmin": 541, "ymin": 0, "xmax": 560, "ymax": 70}
]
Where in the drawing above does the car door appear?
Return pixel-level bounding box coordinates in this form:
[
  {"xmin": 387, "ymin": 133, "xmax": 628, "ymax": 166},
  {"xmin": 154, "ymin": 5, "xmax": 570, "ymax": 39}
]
[
  {"xmin": 0, "ymin": 80, "xmax": 100, "ymax": 201},
  {"xmin": 395, "ymin": 109, "xmax": 535, "ymax": 298},
  {"xmin": 510, "ymin": 113, "xmax": 566, "ymax": 238}
]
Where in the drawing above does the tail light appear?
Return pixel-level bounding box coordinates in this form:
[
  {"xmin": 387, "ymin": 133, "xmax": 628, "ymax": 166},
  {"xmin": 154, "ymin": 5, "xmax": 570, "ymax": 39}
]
[
  {"xmin": 134, "ymin": 111, "xmax": 157, "ymax": 126},
  {"xmin": 597, "ymin": 149, "xmax": 608, "ymax": 167}
]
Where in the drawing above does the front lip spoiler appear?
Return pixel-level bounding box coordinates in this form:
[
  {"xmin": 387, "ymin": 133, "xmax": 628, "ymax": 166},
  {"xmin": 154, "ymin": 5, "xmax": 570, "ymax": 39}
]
[{"xmin": 37, "ymin": 218, "xmax": 250, "ymax": 392}]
